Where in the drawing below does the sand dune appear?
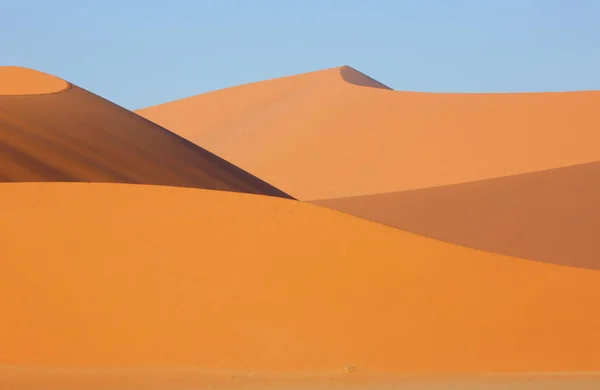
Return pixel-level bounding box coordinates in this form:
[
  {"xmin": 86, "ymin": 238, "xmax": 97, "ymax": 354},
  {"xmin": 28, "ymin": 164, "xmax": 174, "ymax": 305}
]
[
  {"xmin": 2, "ymin": 182, "xmax": 600, "ymax": 374},
  {"xmin": 137, "ymin": 66, "xmax": 600, "ymax": 200},
  {"xmin": 314, "ymin": 161, "xmax": 600, "ymax": 269},
  {"xmin": 4, "ymin": 64, "xmax": 599, "ymax": 389},
  {"xmin": 0, "ymin": 66, "xmax": 291, "ymax": 198}
]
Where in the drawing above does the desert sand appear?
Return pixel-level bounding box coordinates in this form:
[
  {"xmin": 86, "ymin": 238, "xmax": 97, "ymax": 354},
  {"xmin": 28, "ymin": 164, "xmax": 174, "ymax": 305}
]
[
  {"xmin": 2, "ymin": 65, "xmax": 600, "ymax": 389},
  {"xmin": 137, "ymin": 65, "xmax": 600, "ymax": 200},
  {"xmin": 314, "ymin": 160, "xmax": 600, "ymax": 269},
  {"xmin": 3, "ymin": 368, "xmax": 600, "ymax": 390},
  {"xmin": 0, "ymin": 66, "xmax": 291, "ymax": 198},
  {"xmin": 137, "ymin": 65, "xmax": 600, "ymax": 272},
  {"xmin": 2, "ymin": 183, "xmax": 600, "ymax": 374}
]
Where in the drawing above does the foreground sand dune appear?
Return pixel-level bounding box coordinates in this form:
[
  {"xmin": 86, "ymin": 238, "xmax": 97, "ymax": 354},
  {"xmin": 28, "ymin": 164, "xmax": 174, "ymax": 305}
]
[
  {"xmin": 314, "ymin": 161, "xmax": 600, "ymax": 269},
  {"xmin": 2, "ymin": 183, "xmax": 600, "ymax": 374},
  {"xmin": 137, "ymin": 66, "xmax": 600, "ymax": 200},
  {"xmin": 0, "ymin": 66, "xmax": 291, "ymax": 198}
]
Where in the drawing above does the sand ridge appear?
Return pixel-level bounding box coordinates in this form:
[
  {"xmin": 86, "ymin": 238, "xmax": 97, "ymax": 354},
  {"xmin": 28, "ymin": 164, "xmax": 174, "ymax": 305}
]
[
  {"xmin": 0, "ymin": 67, "xmax": 291, "ymax": 198},
  {"xmin": 137, "ymin": 66, "xmax": 600, "ymax": 200},
  {"xmin": 2, "ymin": 182, "xmax": 600, "ymax": 373},
  {"xmin": 313, "ymin": 160, "xmax": 600, "ymax": 269},
  {"xmin": 0, "ymin": 67, "xmax": 70, "ymax": 96}
]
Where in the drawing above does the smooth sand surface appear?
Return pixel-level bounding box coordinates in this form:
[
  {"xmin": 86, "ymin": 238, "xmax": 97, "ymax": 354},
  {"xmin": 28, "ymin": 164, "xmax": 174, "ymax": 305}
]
[
  {"xmin": 2, "ymin": 183, "xmax": 600, "ymax": 374},
  {"xmin": 2, "ymin": 368, "xmax": 600, "ymax": 390},
  {"xmin": 314, "ymin": 161, "xmax": 600, "ymax": 269},
  {"xmin": 137, "ymin": 66, "xmax": 600, "ymax": 200},
  {"xmin": 0, "ymin": 66, "xmax": 291, "ymax": 198},
  {"xmin": 0, "ymin": 67, "xmax": 70, "ymax": 95}
]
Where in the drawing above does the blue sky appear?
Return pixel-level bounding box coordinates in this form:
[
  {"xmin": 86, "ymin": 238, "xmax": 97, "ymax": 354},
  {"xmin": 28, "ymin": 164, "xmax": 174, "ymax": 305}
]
[{"xmin": 2, "ymin": 1, "xmax": 599, "ymax": 109}]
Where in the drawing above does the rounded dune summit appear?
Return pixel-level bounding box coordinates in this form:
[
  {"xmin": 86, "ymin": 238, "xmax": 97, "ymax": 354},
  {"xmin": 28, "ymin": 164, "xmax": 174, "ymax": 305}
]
[
  {"xmin": 2, "ymin": 182, "xmax": 600, "ymax": 374},
  {"xmin": 0, "ymin": 66, "xmax": 70, "ymax": 95},
  {"xmin": 137, "ymin": 66, "xmax": 600, "ymax": 200},
  {"xmin": 0, "ymin": 66, "xmax": 290, "ymax": 198}
]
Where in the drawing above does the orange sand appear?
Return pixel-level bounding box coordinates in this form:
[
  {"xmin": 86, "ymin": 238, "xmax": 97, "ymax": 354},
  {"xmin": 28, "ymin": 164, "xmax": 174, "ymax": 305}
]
[
  {"xmin": 137, "ymin": 66, "xmax": 600, "ymax": 200},
  {"xmin": 314, "ymin": 161, "xmax": 600, "ymax": 269},
  {"xmin": 0, "ymin": 66, "xmax": 291, "ymax": 198},
  {"xmin": 2, "ymin": 183, "xmax": 600, "ymax": 374},
  {"xmin": 3, "ymin": 64, "xmax": 600, "ymax": 389},
  {"xmin": 0, "ymin": 67, "xmax": 69, "ymax": 95},
  {"xmin": 2, "ymin": 368, "xmax": 600, "ymax": 390}
]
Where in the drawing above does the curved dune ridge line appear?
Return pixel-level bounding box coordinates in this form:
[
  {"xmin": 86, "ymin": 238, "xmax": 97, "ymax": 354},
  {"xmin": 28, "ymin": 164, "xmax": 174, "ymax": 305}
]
[
  {"xmin": 136, "ymin": 66, "xmax": 600, "ymax": 200},
  {"xmin": 0, "ymin": 66, "xmax": 291, "ymax": 198},
  {"xmin": 313, "ymin": 160, "xmax": 600, "ymax": 270},
  {"xmin": 2, "ymin": 183, "xmax": 600, "ymax": 374},
  {"xmin": 0, "ymin": 66, "xmax": 70, "ymax": 95}
]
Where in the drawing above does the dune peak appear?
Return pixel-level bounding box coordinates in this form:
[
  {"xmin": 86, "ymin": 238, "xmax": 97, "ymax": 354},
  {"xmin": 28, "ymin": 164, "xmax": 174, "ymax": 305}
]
[
  {"xmin": 339, "ymin": 65, "xmax": 392, "ymax": 90},
  {"xmin": 0, "ymin": 66, "xmax": 70, "ymax": 96}
]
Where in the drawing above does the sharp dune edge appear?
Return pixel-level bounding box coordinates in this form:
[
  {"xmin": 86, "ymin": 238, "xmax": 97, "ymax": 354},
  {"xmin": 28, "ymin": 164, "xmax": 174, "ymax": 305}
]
[
  {"xmin": 137, "ymin": 65, "xmax": 600, "ymax": 201},
  {"xmin": 0, "ymin": 66, "xmax": 291, "ymax": 198},
  {"xmin": 314, "ymin": 160, "xmax": 600, "ymax": 270},
  {"xmin": 1, "ymin": 183, "xmax": 600, "ymax": 387}
]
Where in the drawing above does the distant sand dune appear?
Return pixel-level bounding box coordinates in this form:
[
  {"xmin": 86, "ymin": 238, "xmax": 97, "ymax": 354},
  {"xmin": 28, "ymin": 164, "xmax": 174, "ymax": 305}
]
[
  {"xmin": 137, "ymin": 66, "xmax": 600, "ymax": 200},
  {"xmin": 314, "ymin": 160, "xmax": 600, "ymax": 269},
  {"xmin": 0, "ymin": 66, "xmax": 291, "ymax": 198},
  {"xmin": 2, "ymin": 182, "xmax": 600, "ymax": 374}
]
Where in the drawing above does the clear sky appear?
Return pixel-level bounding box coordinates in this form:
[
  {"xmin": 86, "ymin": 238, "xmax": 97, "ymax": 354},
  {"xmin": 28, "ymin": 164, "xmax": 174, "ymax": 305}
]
[{"xmin": 2, "ymin": 1, "xmax": 599, "ymax": 109}]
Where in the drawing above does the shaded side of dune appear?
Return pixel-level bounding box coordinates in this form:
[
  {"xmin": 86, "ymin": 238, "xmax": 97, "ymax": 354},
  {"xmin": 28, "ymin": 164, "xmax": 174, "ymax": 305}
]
[
  {"xmin": 313, "ymin": 161, "xmax": 600, "ymax": 269},
  {"xmin": 0, "ymin": 85, "xmax": 292, "ymax": 198},
  {"xmin": 339, "ymin": 66, "xmax": 393, "ymax": 90},
  {"xmin": 2, "ymin": 183, "xmax": 600, "ymax": 373}
]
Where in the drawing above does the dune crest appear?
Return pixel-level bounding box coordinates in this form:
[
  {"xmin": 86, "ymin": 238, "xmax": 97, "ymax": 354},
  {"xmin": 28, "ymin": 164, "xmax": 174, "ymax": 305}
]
[
  {"xmin": 2, "ymin": 182, "xmax": 600, "ymax": 373},
  {"xmin": 136, "ymin": 66, "xmax": 600, "ymax": 200},
  {"xmin": 0, "ymin": 67, "xmax": 70, "ymax": 95}
]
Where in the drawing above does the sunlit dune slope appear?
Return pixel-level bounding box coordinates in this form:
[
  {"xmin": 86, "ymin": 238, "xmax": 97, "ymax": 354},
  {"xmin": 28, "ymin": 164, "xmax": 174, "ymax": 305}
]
[
  {"xmin": 314, "ymin": 161, "xmax": 600, "ymax": 270},
  {"xmin": 0, "ymin": 67, "xmax": 291, "ymax": 198},
  {"xmin": 137, "ymin": 66, "xmax": 600, "ymax": 200},
  {"xmin": 2, "ymin": 183, "xmax": 600, "ymax": 373}
]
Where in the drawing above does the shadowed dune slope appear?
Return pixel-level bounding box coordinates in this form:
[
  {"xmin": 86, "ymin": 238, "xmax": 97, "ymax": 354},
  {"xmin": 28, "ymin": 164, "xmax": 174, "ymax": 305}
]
[
  {"xmin": 2, "ymin": 183, "xmax": 600, "ymax": 373},
  {"xmin": 313, "ymin": 161, "xmax": 600, "ymax": 270},
  {"xmin": 137, "ymin": 66, "xmax": 600, "ymax": 200},
  {"xmin": 0, "ymin": 67, "xmax": 291, "ymax": 198},
  {"xmin": 339, "ymin": 66, "xmax": 392, "ymax": 89}
]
